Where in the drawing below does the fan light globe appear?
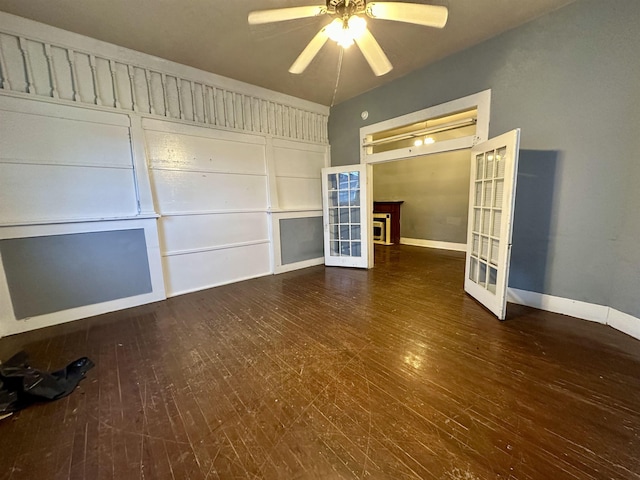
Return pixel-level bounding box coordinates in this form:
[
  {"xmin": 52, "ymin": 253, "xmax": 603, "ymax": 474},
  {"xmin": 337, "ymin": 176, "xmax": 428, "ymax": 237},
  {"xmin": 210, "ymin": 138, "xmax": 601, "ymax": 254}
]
[{"xmin": 326, "ymin": 16, "xmax": 367, "ymax": 48}]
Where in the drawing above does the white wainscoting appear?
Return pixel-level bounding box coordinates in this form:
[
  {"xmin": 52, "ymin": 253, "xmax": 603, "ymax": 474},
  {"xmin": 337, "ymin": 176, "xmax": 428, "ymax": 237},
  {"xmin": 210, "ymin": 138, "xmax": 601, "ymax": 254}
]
[
  {"xmin": 270, "ymin": 139, "xmax": 328, "ymax": 273},
  {"xmin": 0, "ymin": 218, "xmax": 165, "ymax": 337},
  {"xmin": 144, "ymin": 119, "xmax": 272, "ymax": 297},
  {"xmin": 272, "ymin": 139, "xmax": 326, "ymax": 211},
  {"xmin": 0, "ymin": 95, "xmax": 165, "ymax": 336},
  {"xmin": 0, "ymin": 95, "xmax": 138, "ymax": 225},
  {"xmin": 0, "ymin": 12, "xmax": 333, "ymax": 336},
  {"xmin": 162, "ymin": 242, "xmax": 271, "ymax": 296}
]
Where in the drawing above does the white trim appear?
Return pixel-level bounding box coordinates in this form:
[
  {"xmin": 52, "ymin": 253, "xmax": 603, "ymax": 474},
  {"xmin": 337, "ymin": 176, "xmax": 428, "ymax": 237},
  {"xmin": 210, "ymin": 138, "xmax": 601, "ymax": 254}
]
[
  {"xmin": 0, "ymin": 218, "xmax": 165, "ymax": 338},
  {"xmin": 167, "ymin": 271, "xmax": 272, "ymax": 298},
  {"xmin": 507, "ymin": 288, "xmax": 609, "ymax": 324},
  {"xmin": 163, "ymin": 239, "xmax": 270, "ymax": 257},
  {"xmin": 0, "ymin": 214, "xmax": 159, "ymax": 229},
  {"xmin": 360, "ymin": 90, "xmax": 491, "ymax": 165},
  {"xmin": 141, "ymin": 118, "xmax": 268, "ymax": 145},
  {"xmin": 270, "ymin": 208, "xmax": 323, "ymax": 214},
  {"xmin": 149, "ymin": 166, "xmax": 268, "ymax": 177},
  {"xmin": 129, "ymin": 115, "xmax": 157, "ymax": 215},
  {"xmin": 400, "ymin": 237, "xmax": 466, "ymax": 252},
  {"xmin": 606, "ymin": 309, "xmax": 640, "ymax": 341},
  {"xmin": 0, "ymin": 158, "xmax": 133, "ymax": 170},
  {"xmin": 271, "ymin": 210, "xmax": 324, "ymax": 273},
  {"xmin": 159, "ymin": 209, "xmax": 268, "ymax": 217},
  {"xmin": 0, "ymin": 93, "xmax": 131, "ymax": 126},
  {"xmin": 275, "ymin": 257, "xmax": 324, "ymax": 274},
  {"xmin": 507, "ymin": 288, "xmax": 640, "ymax": 341},
  {"xmin": 272, "ymin": 137, "xmax": 329, "ymax": 152},
  {"xmin": 363, "ymin": 137, "xmax": 474, "ymax": 164}
]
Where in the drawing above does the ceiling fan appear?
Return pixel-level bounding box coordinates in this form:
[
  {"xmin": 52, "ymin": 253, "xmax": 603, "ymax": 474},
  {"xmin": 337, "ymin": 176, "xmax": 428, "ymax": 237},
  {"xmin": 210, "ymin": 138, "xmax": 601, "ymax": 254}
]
[{"xmin": 248, "ymin": 1, "xmax": 448, "ymax": 76}]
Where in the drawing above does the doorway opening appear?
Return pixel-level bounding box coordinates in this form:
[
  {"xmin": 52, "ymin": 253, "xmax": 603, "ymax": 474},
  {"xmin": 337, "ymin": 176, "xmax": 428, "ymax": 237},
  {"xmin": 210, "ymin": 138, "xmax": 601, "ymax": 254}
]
[
  {"xmin": 361, "ymin": 90, "xmax": 491, "ymax": 262},
  {"xmin": 323, "ymin": 90, "xmax": 520, "ymax": 319}
]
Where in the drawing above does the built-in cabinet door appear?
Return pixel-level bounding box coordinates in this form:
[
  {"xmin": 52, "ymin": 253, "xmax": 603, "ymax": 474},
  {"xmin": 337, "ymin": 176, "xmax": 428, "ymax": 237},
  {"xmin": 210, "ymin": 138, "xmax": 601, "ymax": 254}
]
[
  {"xmin": 322, "ymin": 164, "xmax": 373, "ymax": 268},
  {"xmin": 464, "ymin": 129, "xmax": 521, "ymax": 320}
]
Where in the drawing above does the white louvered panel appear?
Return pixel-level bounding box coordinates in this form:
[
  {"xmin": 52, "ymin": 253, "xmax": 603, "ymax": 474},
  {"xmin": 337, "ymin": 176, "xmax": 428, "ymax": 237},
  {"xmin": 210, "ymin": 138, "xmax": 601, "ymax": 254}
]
[
  {"xmin": 162, "ymin": 243, "xmax": 271, "ymax": 297},
  {"xmin": 0, "ymin": 109, "xmax": 132, "ymax": 168},
  {"xmin": 151, "ymin": 170, "xmax": 268, "ymax": 214},
  {"xmin": 276, "ymin": 177, "xmax": 322, "ymax": 210},
  {"xmin": 0, "ymin": 163, "xmax": 137, "ymax": 223},
  {"xmin": 159, "ymin": 213, "xmax": 268, "ymax": 254},
  {"xmin": 146, "ymin": 130, "xmax": 266, "ymax": 175}
]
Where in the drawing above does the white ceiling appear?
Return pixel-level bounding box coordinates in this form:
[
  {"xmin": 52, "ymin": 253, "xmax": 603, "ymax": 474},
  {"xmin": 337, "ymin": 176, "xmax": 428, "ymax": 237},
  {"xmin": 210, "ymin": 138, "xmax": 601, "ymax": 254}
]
[{"xmin": 0, "ymin": 0, "xmax": 576, "ymax": 106}]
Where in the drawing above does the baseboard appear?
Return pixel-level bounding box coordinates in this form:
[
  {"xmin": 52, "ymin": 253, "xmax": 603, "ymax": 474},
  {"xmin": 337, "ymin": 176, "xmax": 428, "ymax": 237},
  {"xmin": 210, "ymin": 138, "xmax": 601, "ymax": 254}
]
[
  {"xmin": 507, "ymin": 288, "xmax": 609, "ymax": 323},
  {"xmin": 607, "ymin": 309, "xmax": 640, "ymax": 341},
  {"xmin": 400, "ymin": 237, "xmax": 467, "ymax": 252},
  {"xmin": 507, "ymin": 287, "xmax": 640, "ymax": 341},
  {"xmin": 275, "ymin": 257, "xmax": 324, "ymax": 274},
  {"xmin": 1, "ymin": 290, "xmax": 165, "ymax": 338}
]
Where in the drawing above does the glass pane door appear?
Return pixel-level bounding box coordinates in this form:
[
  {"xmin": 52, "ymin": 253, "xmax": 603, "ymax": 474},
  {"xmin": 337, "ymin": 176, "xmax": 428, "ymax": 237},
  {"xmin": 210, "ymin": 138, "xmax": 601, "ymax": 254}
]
[
  {"xmin": 464, "ymin": 129, "xmax": 520, "ymax": 319},
  {"xmin": 322, "ymin": 164, "xmax": 372, "ymax": 268}
]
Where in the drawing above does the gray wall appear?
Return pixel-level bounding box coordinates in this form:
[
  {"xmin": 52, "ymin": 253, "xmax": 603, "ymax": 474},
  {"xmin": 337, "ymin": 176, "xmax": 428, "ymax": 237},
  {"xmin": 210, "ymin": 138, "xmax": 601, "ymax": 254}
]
[
  {"xmin": 280, "ymin": 217, "xmax": 324, "ymax": 265},
  {"xmin": 0, "ymin": 229, "xmax": 152, "ymax": 319},
  {"xmin": 329, "ymin": 0, "xmax": 640, "ymax": 318},
  {"xmin": 373, "ymin": 150, "xmax": 470, "ymax": 243}
]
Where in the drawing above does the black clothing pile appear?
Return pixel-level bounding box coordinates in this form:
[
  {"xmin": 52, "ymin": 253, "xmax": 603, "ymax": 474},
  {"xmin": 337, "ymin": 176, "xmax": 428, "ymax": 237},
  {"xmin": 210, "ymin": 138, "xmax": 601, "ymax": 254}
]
[{"xmin": 0, "ymin": 351, "xmax": 94, "ymax": 417}]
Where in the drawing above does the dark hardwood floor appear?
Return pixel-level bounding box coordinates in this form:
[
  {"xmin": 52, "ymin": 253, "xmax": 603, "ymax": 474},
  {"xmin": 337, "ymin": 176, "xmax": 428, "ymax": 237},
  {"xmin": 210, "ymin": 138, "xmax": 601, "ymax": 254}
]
[{"xmin": 1, "ymin": 245, "xmax": 639, "ymax": 479}]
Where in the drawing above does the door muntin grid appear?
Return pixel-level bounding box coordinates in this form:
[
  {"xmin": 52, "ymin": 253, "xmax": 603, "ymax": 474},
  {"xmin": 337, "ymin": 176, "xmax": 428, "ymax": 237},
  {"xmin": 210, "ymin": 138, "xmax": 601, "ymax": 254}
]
[
  {"xmin": 327, "ymin": 171, "xmax": 362, "ymax": 257},
  {"xmin": 469, "ymin": 146, "xmax": 507, "ymax": 294}
]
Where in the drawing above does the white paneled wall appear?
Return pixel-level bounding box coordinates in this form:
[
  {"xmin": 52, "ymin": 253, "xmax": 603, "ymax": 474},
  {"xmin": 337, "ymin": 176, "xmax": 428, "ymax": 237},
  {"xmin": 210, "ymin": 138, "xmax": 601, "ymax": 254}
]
[
  {"xmin": 271, "ymin": 139, "xmax": 329, "ymax": 273},
  {"xmin": 273, "ymin": 139, "xmax": 326, "ymax": 211},
  {"xmin": 0, "ymin": 95, "xmax": 165, "ymax": 336},
  {"xmin": 144, "ymin": 119, "xmax": 271, "ymax": 296},
  {"xmin": 0, "ymin": 96, "xmax": 138, "ymax": 224},
  {"xmin": 0, "ymin": 12, "xmax": 330, "ymax": 336}
]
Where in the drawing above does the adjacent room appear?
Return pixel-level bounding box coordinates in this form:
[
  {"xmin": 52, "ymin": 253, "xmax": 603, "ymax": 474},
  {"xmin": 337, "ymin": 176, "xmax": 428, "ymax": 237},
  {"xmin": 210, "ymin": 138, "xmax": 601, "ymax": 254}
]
[{"xmin": 0, "ymin": 0, "xmax": 639, "ymax": 478}]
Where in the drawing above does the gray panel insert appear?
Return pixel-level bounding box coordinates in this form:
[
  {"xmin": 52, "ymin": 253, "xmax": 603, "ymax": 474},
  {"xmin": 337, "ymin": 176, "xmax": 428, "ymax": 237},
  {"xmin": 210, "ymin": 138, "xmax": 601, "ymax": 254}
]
[
  {"xmin": 280, "ymin": 217, "xmax": 324, "ymax": 265},
  {"xmin": 0, "ymin": 228, "xmax": 152, "ymax": 320}
]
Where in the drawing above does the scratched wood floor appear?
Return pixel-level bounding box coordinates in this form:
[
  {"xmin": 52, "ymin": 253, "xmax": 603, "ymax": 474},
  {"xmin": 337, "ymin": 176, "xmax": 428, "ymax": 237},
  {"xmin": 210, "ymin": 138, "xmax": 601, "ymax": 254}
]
[{"xmin": 1, "ymin": 245, "xmax": 639, "ymax": 480}]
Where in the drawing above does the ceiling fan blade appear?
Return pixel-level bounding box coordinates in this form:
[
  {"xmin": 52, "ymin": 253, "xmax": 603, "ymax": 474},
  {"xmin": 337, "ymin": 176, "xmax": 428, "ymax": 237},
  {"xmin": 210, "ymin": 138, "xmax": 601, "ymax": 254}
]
[
  {"xmin": 248, "ymin": 5, "xmax": 326, "ymax": 25},
  {"xmin": 366, "ymin": 2, "xmax": 448, "ymax": 28},
  {"xmin": 354, "ymin": 29, "xmax": 392, "ymax": 76},
  {"xmin": 289, "ymin": 26, "xmax": 330, "ymax": 74}
]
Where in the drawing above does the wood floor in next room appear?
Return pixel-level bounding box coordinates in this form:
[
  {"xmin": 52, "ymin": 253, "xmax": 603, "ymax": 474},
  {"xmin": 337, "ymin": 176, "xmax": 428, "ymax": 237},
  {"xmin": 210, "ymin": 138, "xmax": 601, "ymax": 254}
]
[{"xmin": 0, "ymin": 245, "xmax": 639, "ymax": 479}]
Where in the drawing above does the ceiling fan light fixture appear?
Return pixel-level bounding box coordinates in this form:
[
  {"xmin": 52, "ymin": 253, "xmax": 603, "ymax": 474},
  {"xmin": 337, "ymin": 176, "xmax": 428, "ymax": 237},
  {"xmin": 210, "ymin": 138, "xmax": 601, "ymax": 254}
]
[{"xmin": 326, "ymin": 16, "xmax": 367, "ymax": 48}]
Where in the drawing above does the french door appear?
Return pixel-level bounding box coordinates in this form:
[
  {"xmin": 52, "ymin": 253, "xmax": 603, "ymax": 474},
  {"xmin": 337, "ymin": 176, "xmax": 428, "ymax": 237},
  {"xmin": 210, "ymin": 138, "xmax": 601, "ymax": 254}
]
[
  {"xmin": 464, "ymin": 129, "xmax": 521, "ymax": 320},
  {"xmin": 321, "ymin": 164, "xmax": 373, "ymax": 268}
]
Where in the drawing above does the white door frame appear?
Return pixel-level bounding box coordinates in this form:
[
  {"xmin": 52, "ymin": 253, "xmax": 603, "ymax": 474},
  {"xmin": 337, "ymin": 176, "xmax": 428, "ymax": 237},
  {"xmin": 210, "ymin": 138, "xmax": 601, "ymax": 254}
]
[
  {"xmin": 357, "ymin": 90, "xmax": 492, "ymax": 260},
  {"xmin": 360, "ymin": 90, "xmax": 491, "ymax": 166}
]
